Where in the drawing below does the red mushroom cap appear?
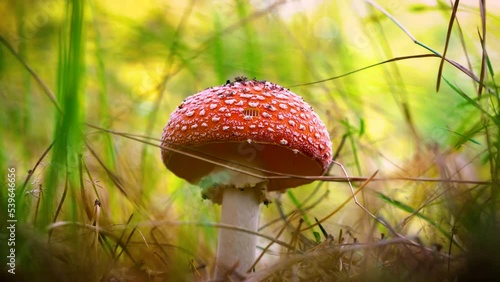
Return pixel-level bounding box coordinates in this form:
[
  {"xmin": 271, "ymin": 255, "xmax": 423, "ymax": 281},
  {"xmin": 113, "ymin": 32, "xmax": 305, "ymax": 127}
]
[{"xmin": 161, "ymin": 78, "xmax": 332, "ymax": 192}]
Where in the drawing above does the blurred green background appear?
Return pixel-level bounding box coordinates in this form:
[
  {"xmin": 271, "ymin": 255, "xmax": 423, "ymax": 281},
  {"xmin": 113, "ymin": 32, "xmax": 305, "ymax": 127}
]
[{"xmin": 1, "ymin": 0, "xmax": 499, "ymax": 281}]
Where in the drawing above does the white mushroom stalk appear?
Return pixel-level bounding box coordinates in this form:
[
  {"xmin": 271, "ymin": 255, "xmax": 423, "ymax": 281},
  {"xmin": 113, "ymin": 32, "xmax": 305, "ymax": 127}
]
[
  {"xmin": 215, "ymin": 187, "xmax": 261, "ymax": 279},
  {"xmin": 198, "ymin": 167, "xmax": 266, "ymax": 280}
]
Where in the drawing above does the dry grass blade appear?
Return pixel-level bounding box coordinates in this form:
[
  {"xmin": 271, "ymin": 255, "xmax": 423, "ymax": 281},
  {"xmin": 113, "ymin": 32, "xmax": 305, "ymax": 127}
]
[
  {"xmin": 289, "ymin": 54, "xmax": 436, "ymax": 87},
  {"xmin": 245, "ymin": 237, "xmax": 431, "ymax": 282},
  {"xmin": 93, "ymin": 199, "xmax": 101, "ymax": 261},
  {"xmin": 436, "ymin": 0, "xmax": 460, "ymax": 92},
  {"xmin": 365, "ymin": 0, "xmax": 487, "ymax": 91},
  {"xmin": 48, "ymin": 220, "xmax": 296, "ymax": 251},
  {"xmin": 20, "ymin": 140, "xmax": 55, "ymax": 194},
  {"xmin": 78, "ymin": 157, "xmax": 92, "ymax": 221},
  {"xmin": 477, "ymin": 0, "xmax": 487, "ymax": 97},
  {"xmin": 84, "ymin": 139, "xmax": 129, "ymax": 198},
  {"xmin": 289, "ymin": 53, "xmax": 483, "ymax": 89},
  {"xmin": 259, "ymin": 190, "xmax": 328, "ymax": 232},
  {"xmin": 114, "ymin": 214, "xmax": 136, "ymax": 261},
  {"xmin": 0, "ymin": 35, "xmax": 62, "ymax": 113},
  {"xmin": 52, "ymin": 171, "xmax": 69, "ymax": 224},
  {"xmin": 251, "ymin": 212, "xmax": 300, "ymax": 271},
  {"xmin": 88, "ymin": 122, "xmax": 491, "ymax": 185},
  {"xmin": 300, "ymin": 173, "xmax": 371, "ymax": 232}
]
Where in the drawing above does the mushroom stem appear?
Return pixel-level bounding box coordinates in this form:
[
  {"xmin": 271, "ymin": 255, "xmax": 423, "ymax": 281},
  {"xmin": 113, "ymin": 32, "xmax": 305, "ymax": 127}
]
[{"xmin": 215, "ymin": 188, "xmax": 260, "ymax": 280}]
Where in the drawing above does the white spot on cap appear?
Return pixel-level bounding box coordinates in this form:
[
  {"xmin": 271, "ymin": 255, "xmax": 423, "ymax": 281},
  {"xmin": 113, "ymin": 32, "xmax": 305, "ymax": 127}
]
[
  {"xmin": 199, "ymin": 109, "xmax": 206, "ymax": 116},
  {"xmin": 212, "ymin": 116, "xmax": 220, "ymax": 122},
  {"xmin": 247, "ymin": 139, "xmax": 252, "ymax": 144},
  {"xmin": 191, "ymin": 124, "xmax": 198, "ymax": 129},
  {"xmin": 219, "ymin": 107, "xmax": 228, "ymax": 112},
  {"xmin": 186, "ymin": 111, "xmax": 195, "ymax": 117},
  {"xmin": 248, "ymin": 102, "xmax": 259, "ymax": 107},
  {"xmin": 201, "ymin": 123, "xmax": 208, "ymax": 127},
  {"xmin": 225, "ymin": 113, "xmax": 231, "ymax": 117},
  {"xmin": 315, "ymin": 133, "xmax": 321, "ymax": 139},
  {"xmin": 292, "ymin": 149, "xmax": 299, "ymax": 154},
  {"xmin": 280, "ymin": 139, "xmax": 288, "ymax": 145},
  {"xmin": 210, "ymin": 104, "xmax": 218, "ymax": 110},
  {"xmin": 236, "ymin": 126, "xmax": 244, "ymax": 130},
  {"xmin": 240, "ymin": 93, "xmax": 253, "ymax": 99},
  {"xmin": 262, "ymin": 112, "xmax": 271, "ymax": 118},
  {"xmin": 249, "ymin": 124, "xmax": 256, "ymax": 129},
  {"xmin": 236, "ymin": 100, "xmax": 244, "ymax": 106},
  {"xmin": 279, "ymin": 103, "xmax": 288, "ymax": 109},
  {"xmin": 253, "ymin": 86, "xmax": 262, "ymax": 91},
  {"xmin": 181, "ymin": 126, "xmax": 187, "ymax": 131},
  {"xmin": 267, "ymin": 127, "xmax": 274, "ymax": 132},
  {"xmin": 225, "ymin": 99, "xmax": 236, "ymax": 105},
  {"xmin": 290, "ymin": 109, "xmax": 297, "ymax": 114},
  {"xmin": 256, "ymin": 95, "xmax": 265, "ymax": 101},
  {"xmin": 300, "ymin": 113, "xmax": 306, "ymax": 119},
  {"xmin": 222, "ymin": 126, "xmax": 230, "ymax": 131},
  {"xmin": 288, "ymin": 120, "xmax": 296, "ymax": 126},
  {"xmin": 278, "ymin": 114, "xmax": 284, "ymax": 120},
  {"xmin": 299, "ymin": 124, "xmax": 306, "ymax": 130},
  {"xmin": 244, "ymin": 115, "xmax": 253, "ymax": 120}
]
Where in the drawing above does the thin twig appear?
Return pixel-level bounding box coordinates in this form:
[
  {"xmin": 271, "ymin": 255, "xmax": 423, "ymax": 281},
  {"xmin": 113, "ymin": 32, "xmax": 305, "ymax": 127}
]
[
  {"xmin": 436, "ymin": 0, "xmax": 460, "ymax": 92},
  {"xmin": 0, "ymin": 35, "xmax": 62, "ymax": 113},
  {"xmin": 87, "ymin": 123, "xmax": 493, "ymax": 185},
  {"xmin": 48, "ymin": 220, "xmax": 296, "ymax": 250},
  {"xmin": 477, "ymin": 0, "xmax": 487, "ymax": 97}
]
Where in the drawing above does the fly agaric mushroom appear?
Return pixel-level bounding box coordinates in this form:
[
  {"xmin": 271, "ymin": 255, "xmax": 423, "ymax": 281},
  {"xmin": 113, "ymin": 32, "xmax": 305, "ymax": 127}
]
[{"xmin": 161, "ymin": 77, "xmax": 332, "ymax": 280}]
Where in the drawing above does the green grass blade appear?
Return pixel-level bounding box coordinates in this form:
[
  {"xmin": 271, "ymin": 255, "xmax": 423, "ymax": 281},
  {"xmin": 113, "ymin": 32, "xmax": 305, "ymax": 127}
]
[
  {"xmin": 376, "ymin": 192, "xmax": 459, "ymax": 247},
  {"xmin": 42, "ymin": 0, "xmax": 86, "ymax": 228}
]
